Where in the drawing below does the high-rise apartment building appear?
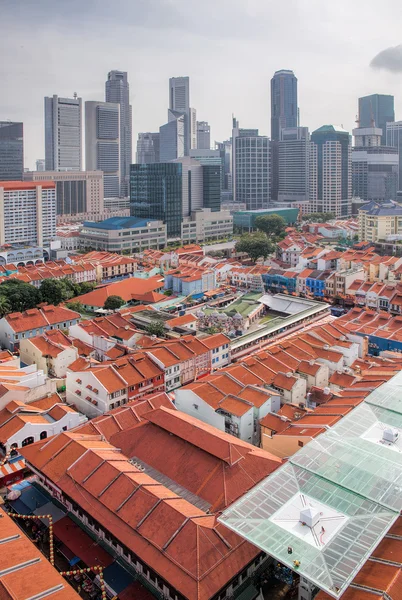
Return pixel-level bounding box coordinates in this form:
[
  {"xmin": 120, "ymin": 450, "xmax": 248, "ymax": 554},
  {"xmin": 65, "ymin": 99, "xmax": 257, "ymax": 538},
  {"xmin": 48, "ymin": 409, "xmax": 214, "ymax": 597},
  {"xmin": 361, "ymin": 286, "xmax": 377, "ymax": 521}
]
[
  {"xmin": 44, "ymin": 95, "xmax": 82, "ymax": 171},
  {"xmin": 159, "ymin": 111, "xmax": 185, "ymax": 162},
  {"xmin": 352, "ymin": 126, "xmax": 398, "ymax": 202},
  {"xmin": 359, "ymin": 94, "xmax": 394, "ymax": 144},
  {"xmin": 232, "ymin": 119, "xmax": 270, "ymax": 210},
  {"xmin": 278, "ymin": 127, "xmax": 317, "ymax": 212},
  {"xmin": 0, "ymin": 122, "xmax": 24, "ymax": 181},
  {"xmin": 130, "ymin": 163, "xmax": 182, "ymax": 238},
  {"xmin": 386, "ymin": 121, "xmax": 402, "ymax": 191},
  {"xmin": 136, "ymin": 133, "xmax": 160, "ymax": 164},
  {"xmin": 311, "ymin": 125, "xmax": 352, "ymax": 218},
  {"xmin": 24, "ymin": 170, "xmax": 104, "ymax": 216},
  {"xmin": 85, "ymin": 101, "xmax": 120, "ymax": 198},
  {"xmin": 168, "ymin": 76, "xmax": 196, "ymax": 154},
  {"xmin": 105, "ymin": 71, "xmax": 132, "ymax": 196},
  {"xmin": 36, "ymin": 159, "xmax": 45, "ymax": 172},
  {"xmin": 0, "ymin": 181, "xmax": 56, "ymax": 246},
  {"xmin": 197, "ymin": 121, "xmax": 211, "ymax": 149}
]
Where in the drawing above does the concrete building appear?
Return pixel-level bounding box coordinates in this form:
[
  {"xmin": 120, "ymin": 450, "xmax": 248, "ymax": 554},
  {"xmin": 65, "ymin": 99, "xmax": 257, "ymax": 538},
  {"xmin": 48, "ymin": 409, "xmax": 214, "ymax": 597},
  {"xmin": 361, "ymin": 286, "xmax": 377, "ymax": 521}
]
[
  {"xmin": 36, "ymin": 159, "xmax": 45, "ymax": 171},
  {"xmin": 189, "ymin": 107, "xmax": 197, "ymax": 150},
  {"xmin": 79, "ymin": 216, "xmax": 167, "ymax": 252},
  {"xmin": 196, "ymin": 120, "xmax": 210, "ymax": 149},
  {"xmin": 358, "ymin": 201, "xmax": 402, "ymax": 242},
  {"xmin": 0, "ymin": 121, "xmax": 23, "ymax": 181},
  {"xmin": 278, "ymin": 126, "xmax": 317, "ymax": 212},
  {"xmin": 181, "ymin": 208, "xmax": 233, "ymax": 243},
  {"xmin": 44, "ymin": 95, "xmax": 82, "ymax": 171},
  {"xmin": 136, "ymin": 132, "xmax": 159, "ymax": 163},
  {"xmin": 25, "ymin": 170, "xmax": 104, "ymax": 216},
  {"xmin": 216, "ymin": 139, "xmax": 233, "ymax": 193},
  {"xmin": 85, "ymin": 100, "xmax": 120, "ymax": 198},
  {"xmin": 359, "ymin": 94, "xmax": 394, "ymax": 144},
  {"xmin": 189, "ymin": 148, "xmax": 224, "ymax": 191},
  {"xmin": 352, "ymin": 126, "xmax": 398, "ymax": 202},
  {"xmin": 105, "ymin": 70, "xmax": 132, "ymax": 196},
  {"xmin": 386, "ymin": 121, "xmax": 402, "ymax": 191},
  {"xmin": 232, "ymin": 118, "xmax": 270, "ymax": 209},
  {"xmin": 0, "ymin": 181, "xmax": 56, "ymax": 247},
  {"xmin": 311, "ymin": 125, "xmax": 352, "ymax": 218},
  {"xmin": 169, "ymin": 76, "xmax": 196, "ymax": 154},
  {"xmin": 159, "ymin": 110, "xmax": 185, "ymax": 162}
]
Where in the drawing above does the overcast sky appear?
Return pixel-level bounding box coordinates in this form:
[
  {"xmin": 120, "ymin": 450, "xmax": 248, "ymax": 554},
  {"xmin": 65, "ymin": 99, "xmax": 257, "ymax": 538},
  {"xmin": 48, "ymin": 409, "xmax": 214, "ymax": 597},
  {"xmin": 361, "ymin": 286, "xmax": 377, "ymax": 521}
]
[{"xmin": 3, "ymin": 0, "xmax": 402, "ymax": 170}]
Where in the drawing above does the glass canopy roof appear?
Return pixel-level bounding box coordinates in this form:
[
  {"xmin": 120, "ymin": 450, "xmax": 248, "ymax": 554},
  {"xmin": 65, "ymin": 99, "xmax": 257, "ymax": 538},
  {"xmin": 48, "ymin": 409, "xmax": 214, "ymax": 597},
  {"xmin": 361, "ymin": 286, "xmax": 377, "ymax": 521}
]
[{"xmin": 219, "ymin": 372, "xmax": 402, "ymax": 598}]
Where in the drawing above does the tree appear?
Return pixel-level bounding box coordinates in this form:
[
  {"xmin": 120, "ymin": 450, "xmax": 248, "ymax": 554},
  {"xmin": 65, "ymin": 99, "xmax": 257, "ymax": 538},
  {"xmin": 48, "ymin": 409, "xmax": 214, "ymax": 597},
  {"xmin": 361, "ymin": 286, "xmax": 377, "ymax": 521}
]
[
  {"xmin": 66, "ymin": 301, "xmax": 84, "ymax": 313},
  {"xmin": 0, "ymin": 280, "xmax": 42, "ymax": 313},
  {"xmin": 302, "ymin": 212, "xmax": 335, "ymax": 223},
  {"xmin": 75, "ymin": 281, "xmax": 96, "ymax": 296},
  {"xmin": 236, "ymin": 233, "xmax": 274, "ymax": 262},
  {"xmin": 40, "ymin": 278, "xmax": 74, "ymax": 306},
  {"xmin": 145, "ymin": 320, "xmax": 166, "ymax": 337},
  {"xmin": 255, "ymin": 214, "xmax": 286, "ymax": 238},
  {"xmin": 0, "ymin": 296, "xmax": 11, "ymax": 318},
  {"xmin": 104, "ymin": 295, "xmax": 125, "ymax": 310}
]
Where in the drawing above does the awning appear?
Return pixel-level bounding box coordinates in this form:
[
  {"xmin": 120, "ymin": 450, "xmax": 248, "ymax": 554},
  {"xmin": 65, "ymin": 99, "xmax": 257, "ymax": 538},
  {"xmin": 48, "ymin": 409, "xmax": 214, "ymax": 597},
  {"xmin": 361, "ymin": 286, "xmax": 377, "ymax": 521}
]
[
  {"xmin": 53, "ymin": 517, "xmax": 113, "ymax": 568},
  {"xmin": 102, "ymin": 562, "xmax": 133, "ymax": 594},
  {"xmin": 34, "ymin": 501, "xmax": 66, "ymax": 524},
  {"xmin": 0, "ymin": 459, "xmax": 25, "ymax": 479},
  {"xmin": 8, "ymin": 484, "xmax": 49, "ymax": 514}
]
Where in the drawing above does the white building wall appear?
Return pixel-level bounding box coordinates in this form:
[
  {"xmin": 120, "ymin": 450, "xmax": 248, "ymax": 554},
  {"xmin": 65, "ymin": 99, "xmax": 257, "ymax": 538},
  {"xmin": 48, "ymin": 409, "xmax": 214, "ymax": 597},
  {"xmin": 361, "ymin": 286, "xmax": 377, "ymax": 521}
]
[{"xmin": 175, "ymin": 389, "xmax": 225, "ymax": 430}]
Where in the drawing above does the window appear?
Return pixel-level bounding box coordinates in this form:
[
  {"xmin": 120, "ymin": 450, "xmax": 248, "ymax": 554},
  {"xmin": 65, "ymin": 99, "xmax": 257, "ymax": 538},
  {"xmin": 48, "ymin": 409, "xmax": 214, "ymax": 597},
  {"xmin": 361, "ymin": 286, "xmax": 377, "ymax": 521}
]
[
  {"xmin": 40, "ymin": 431, "xmax": 47, "ymax": 440},
  {"xmin": 22, "ymin": 436, "xmax": 34, "ymax": 447},
  {"xmin": 193, "ymin": 404, "xmax": 199, "ymax": 410},
  {"xmin": 298, "ymin": 440, "xmax": 304, "ymax": 448}
]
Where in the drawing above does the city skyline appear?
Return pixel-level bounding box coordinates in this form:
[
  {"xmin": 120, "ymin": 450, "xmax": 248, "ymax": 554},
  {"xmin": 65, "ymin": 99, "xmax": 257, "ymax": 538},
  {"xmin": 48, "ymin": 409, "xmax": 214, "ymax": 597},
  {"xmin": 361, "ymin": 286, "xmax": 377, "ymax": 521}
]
[{"xmin": 2, "ymin": 0, "xmax": 402, "ymax": 170}]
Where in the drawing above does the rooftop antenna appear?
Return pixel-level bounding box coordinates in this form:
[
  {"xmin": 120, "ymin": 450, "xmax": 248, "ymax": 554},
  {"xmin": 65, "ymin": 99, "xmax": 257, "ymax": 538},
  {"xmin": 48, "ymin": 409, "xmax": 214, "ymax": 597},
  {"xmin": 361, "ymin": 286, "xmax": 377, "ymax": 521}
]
[
  {"xmin": 73, "ymin": 92, "xmax": 77, "ymax": 99},
  {"xmin": 355, "ymin": 114, "xmax": 360, "ymax": 127}
]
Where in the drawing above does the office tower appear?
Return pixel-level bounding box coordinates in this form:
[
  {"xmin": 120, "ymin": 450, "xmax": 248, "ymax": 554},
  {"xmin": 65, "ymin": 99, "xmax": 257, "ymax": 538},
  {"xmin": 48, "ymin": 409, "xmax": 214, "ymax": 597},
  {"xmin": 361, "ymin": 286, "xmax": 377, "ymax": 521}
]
[
  {"xmin": 44, "ymin": 95, "xmax": 82, "ymax": 171},
  {"xmin": 215, "ymin": 140, "xmax": 233, "ymax": 193},
  {"xmin": 105, "ymin": 71, "xmax": 132, "ymax": 196},
  {"xmin": 386, "ymin": 122, "xmax": 402, "ymax": 191},
  {"xmin": 189, "ymin": 149, "xmax": 224, "ymax": 193},
  {"xmin": 168, "ymin": 76, "xmax": 196, "ymax": 154},
  {"xmin": 352, "ymin": 125, "xmax": 398, "ymax": 202},
  {"xmin": 25, "ymin": 170, "xmax": 104, "ymax": 216},
  {"xmin": 271, "ymin": 70, "xmax": 298, "ymax": 201},
  {"xmin": 85, "ymin": 101, "xmax": 120, "ymax": 199},
  {"xmin": 130, "ymin": 163, "xmax": 182, "ymax": 237},
  {"xmin": 0, "ymin": 181, "xmax": 56, "ymax": 246},
  {"xmin": 36, "ymin": 159, "xmax": 45, "ymax": 172},
  {"xmin": 0, "ymin": 122, "xmax": 23, "ymax": 181},
  {"xmin": 202, "ymin": 165, "xmax": 221, "ymax": 212},
  {"xmin": 311, "ymin": 125, "xmax": 352, "ymax": 218},
  {"xmin": 136, "ymin": 133, "xmax": 160, "ymax": 164},
  {"xmin": 232, "ymin": 118, "xmax": 270, "ymax": 210},
  {"xmin": 159, "ymin": 111, "xmax": 185, "ymax": 162},
  {"xmin": 197, "ymin": 121, "xmax": 211, "ymax": 149},
  {"xmin": 359, "ymin": 94, "xmax": 394, "ymax": 144},
  {"xmin": 278, "ymin": 127, "xmax": 317, "ymax": 211}
]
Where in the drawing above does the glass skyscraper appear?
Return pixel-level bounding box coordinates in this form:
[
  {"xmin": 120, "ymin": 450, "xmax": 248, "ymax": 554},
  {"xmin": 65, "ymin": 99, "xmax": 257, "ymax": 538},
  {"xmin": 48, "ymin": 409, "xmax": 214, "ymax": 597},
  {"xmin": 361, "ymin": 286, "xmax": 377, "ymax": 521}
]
[
  {"xmin": 359, "ymin": 94, "xmax": 394, "ymax": 145},
  {"xmin": 130, "ymin": 163, "xmax": 182, "ymax": 238},
  {"xmin": 0, "ymin": 122, "xmax": 23, "ymax": 181},
  {"xmin": 44, "ymin": 95, "xmax": 82, "ymax": 171}
]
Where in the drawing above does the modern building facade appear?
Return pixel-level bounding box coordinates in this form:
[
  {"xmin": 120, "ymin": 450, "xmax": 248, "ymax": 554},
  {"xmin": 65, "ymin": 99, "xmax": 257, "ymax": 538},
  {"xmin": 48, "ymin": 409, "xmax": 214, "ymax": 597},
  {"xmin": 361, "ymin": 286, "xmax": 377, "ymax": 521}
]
[
  {"xmin": 352, "ymin": 126, "xmax": 398, "ymax": 202},
  {"xmin": 130, "ymin": 163, "xmax": 182, "ymax": 238},
  {"xmin": 79, "ymin": 216, "xmax": 167, "ymax": 252},
  {"xmin": 0, "ymin": 181, "xmax": 56, "ymax": 246},
  {"xmin": 44, "ymin": 95, "xmax": 82, "ymax": 171},
  {"xmin": 216, "ymin": 139, "xmax": 233, "ymax": 193},
  {"xmin": 311, "ymin": 125, "xmax": 352, "ymax": 218},
  {"xmin": 159, "ymin": 111, "xmax": 185, "ymax": 162},
  {"xmin": 136, "ymin": 132, "xmax": 160, "ymax": 164},
  {"xmin": 233, "ymin": 207, "xmax": 299, "ymax": 231},
  {"xmin": 85, "ymin": 101, "xmax": 120, "ymax": 198},
  {"xmin": 168, "ymin": 76, "xmax": 197, "ymax": 154},
  {"xmin": 358, "ymin": 201, "xmax": 402, "ymax": 242},
  {"xmin": 278, "ymin": 126, "xmax": 317, "ymax": 211},
  {"xmin": 105, "ymin": 71, "xmax": 132, "ymax": 196},
  {"xmin": 232, "ymin": 119, "xmax": 270, "ymax": 210},
  {"xmin": 196, "ymin": 121, "xmax": 210, "ymax": 149},
  {"xmin": 181, "ymin": 208, "xmax": 233, "ymax": 243},
  {"xmin": 25, "ymin": 170, "xmax": 104, "ymax": 216},
  {"xmin": 359, "ymin": 94, "xmax": 394, "ymax": 144},
  {"xmin": 36, "ymin": 159, "xmax": 45, "ymax": 172},
  {"xmin": 0, "ymin": 122, "xmax": 24, "ymax": 181},
  {"xmin": 386, "ymin": 121, "xmax": 402, "ymax": 191}
]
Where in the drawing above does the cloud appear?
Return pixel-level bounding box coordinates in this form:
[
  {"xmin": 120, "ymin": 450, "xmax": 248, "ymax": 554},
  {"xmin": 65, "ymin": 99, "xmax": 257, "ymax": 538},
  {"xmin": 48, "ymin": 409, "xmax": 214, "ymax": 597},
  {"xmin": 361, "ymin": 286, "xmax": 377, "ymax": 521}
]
[{"xmin": 370, "ymin": 45, "xmax": 402, "ymax": 73}]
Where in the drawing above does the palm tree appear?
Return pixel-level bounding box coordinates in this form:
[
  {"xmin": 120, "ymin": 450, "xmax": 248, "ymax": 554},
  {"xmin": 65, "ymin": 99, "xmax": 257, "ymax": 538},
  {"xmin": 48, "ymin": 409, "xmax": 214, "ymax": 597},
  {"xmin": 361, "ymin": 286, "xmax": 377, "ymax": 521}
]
[{"xmin": 0, "ymin": 296, "xmax": 11, "ymax": 318}]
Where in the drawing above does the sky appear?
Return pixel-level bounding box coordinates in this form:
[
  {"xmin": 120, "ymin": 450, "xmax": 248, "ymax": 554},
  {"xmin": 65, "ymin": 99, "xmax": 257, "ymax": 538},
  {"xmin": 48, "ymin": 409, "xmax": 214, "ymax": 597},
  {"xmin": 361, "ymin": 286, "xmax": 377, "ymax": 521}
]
[{"xmin": 2, "ymin": 0, "xmax": 402, "ymax": 170}]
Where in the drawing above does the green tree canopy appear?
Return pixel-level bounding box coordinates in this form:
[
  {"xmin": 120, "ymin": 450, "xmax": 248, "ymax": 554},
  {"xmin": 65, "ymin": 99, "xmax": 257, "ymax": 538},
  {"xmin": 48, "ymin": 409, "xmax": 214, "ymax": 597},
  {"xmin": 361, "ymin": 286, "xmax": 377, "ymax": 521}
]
[
  {"xmin": 255, "ymin": 214, "xmax": 286, "ymax": 238},
  {"xmin": 66, "ymin": 300, "xmax": 84, "ymax": 313},
  {"xmin": 40, "ymin": 278, "xmax": 74, "ymax": 306},
  {"xmin": 0, "ymin": 280, "xmax": 42, "ymax": 313},
  {"xmin": 104, "ymin": 295, "xmax": 125, "ymax": 310},
  {"xmin": 236, "ymin": 232, "xmax": 275, "ymax": 262},
  {"xmin": 302, "ymin": 212, "xmax": 335, "ymax": 223},
  {"xmin": 145, "ymin": 320, "xmax": 166, "ymax": 337},
  {"xmin": 0, "ymin": 296, "xmax": 11, "ymax": 318}
]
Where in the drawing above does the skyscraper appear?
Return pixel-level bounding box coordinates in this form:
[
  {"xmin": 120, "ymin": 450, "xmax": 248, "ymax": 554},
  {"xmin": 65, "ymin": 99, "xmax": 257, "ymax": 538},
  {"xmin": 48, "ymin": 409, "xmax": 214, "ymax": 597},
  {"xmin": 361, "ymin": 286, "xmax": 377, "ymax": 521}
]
[
  {"xmin": 386, "ymin": 121, "xmax": 402, "ymax": 191},
  {"xmin": 36, "ymin": 159, "xmax": 45, "ymax": 172},
  {"xmin": 105, "ymin": 71, "xmax": 132, "ymax": 196},
  {"xmin": 159, "ymin": 111, "xmax": 185, "ymax": 162},
  {"xmin": 359, "ymin": 94, "xmax": 394, "ymax": 144},
  {"xmin": 136, "ymin": 133, "xmax": 160, "ymax": 164},
  {"xmin": 232, "ymin": 118, "xmax": 270, "ymax": 210},
  {"xmin": 278, "ymin": 127, "xmax": 317, "ymax": 212},
  {"xmin": 352, "ymin": 125, "xmax": 398, "ymax": 202},
  {"xmin": 168, "ymin": 76, "xmax": 196, "ymax": 154},
  {"xmin": 270, "ymin": 70, "xmax": 298, "ymax": 200},
  {"xmin": 197, "ymin": 121, "xmax": 211, "ymax": 149},
  {"xmin": 85, "ymin": 101, "xmax": 120, "ymax": 198},
  {"xmin": 44, "ymin": 95, "xmax": 82, "ymax": 171},
  {"xmin": 311, "ymin": 125, "xmax": 352, "ymax": 218},
  {"xmin": 0, "ymin": 122, "xmax": 23, "ymax": 181}
]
